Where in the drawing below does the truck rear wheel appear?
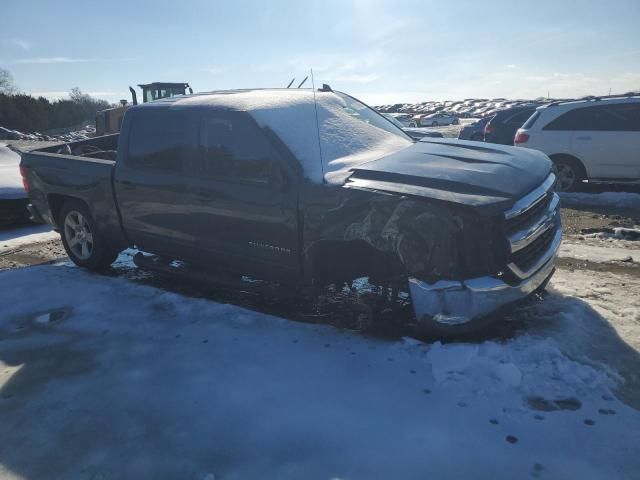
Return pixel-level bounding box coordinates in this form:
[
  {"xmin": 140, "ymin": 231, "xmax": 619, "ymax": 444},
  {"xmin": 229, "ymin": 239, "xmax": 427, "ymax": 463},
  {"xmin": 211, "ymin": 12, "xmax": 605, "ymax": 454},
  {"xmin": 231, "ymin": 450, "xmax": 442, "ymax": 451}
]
[{"xmin": 59, "ymin": 200, "xmax": 119, "ymax": 271}]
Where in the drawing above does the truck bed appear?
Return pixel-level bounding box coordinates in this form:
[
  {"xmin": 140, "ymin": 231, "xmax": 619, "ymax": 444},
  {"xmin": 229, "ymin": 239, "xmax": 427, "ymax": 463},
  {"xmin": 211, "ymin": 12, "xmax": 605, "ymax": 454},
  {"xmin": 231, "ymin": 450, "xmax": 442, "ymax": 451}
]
[
  {"xmin": 19, "ymin": 133, "xmax": 126, "ymax": 248},
  {"xmin": 36, "ymin": 133, "xmax": 119, "ymax": 161}
]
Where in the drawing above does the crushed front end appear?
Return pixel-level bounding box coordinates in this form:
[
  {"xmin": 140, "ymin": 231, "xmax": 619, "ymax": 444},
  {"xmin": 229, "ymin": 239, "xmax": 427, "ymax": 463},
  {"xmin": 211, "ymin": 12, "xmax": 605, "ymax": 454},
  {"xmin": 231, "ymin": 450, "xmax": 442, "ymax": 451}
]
[{"xmin": 409, "ymin": 173, "xmax": 561, "ymax": 326}]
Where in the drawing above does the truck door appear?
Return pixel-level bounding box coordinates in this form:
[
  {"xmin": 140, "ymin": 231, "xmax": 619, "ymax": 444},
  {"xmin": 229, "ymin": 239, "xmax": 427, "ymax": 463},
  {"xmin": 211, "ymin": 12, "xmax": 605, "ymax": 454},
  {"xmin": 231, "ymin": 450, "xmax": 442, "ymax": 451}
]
[
  {"xmin": 184, "ymin": 111, "xmax": 301, "ymax": 281},
  {"xmin": 113, "ymin": 107, "xmax": 199, "ymax": 257}
]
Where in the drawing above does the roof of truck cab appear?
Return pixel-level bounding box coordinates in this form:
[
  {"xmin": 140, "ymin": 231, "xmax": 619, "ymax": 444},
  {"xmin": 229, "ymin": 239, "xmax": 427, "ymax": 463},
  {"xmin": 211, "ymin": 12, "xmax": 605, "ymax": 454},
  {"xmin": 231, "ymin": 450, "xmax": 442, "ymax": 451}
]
[
  {"xmin": 136, "ymin": 88, "xmax": 331, "ymax": 110},
  {"xmin": 130, "ymin": 88, "xmax": 413, "ymax": 185}
]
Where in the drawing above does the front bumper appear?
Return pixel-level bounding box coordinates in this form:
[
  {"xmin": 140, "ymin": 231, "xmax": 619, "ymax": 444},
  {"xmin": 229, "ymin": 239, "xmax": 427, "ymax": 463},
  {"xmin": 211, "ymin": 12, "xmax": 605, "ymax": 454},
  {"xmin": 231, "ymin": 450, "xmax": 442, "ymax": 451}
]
[{"xmin": 409, "ymin": 217, "xmax": 561, "ymax": 327}]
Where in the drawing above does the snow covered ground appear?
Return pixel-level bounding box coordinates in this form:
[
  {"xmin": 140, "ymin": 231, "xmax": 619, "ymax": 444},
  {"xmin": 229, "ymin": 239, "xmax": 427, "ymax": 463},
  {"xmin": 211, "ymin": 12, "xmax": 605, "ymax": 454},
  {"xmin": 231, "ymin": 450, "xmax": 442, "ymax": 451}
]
[
  {"xmin": 560, "ymin": 239, "xmax": 640, "ymax": 264},
  {"xmin": 1, "ymin": 257, "xmax": 639, "ymax": 479},
  {"xmin": 0, "ymin": 143, "xmax": 25, "ymax": 200},
  {"xmin": 560, "ymin": 191, "xmax": 640, "ymax": 210},
  {"xmin": 1, "ymin": 189, "xmax": 640, "ymax": 479},
  {"xmin": 0, "ymin": 225, "xmax": 58, "ymax": 253}
]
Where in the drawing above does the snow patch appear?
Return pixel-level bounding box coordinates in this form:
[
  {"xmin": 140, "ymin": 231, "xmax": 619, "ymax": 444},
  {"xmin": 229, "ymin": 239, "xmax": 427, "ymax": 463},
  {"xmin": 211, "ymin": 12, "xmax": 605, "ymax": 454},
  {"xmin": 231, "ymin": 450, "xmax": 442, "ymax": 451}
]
[
  {"xmin": 584, "ymin": 227, "xmax": 640, "ymax": 241},
  {"xmin": 559, "ymin": 191, "xmax": 640, "ymax": 210},
  {"xmin": 0, "ymin": 263, "xmax": 638, "ymax": 478},
  {"xmin": 0, "ymin": 224, "xmax": 59, "ymax": 252},
  {"xmin": 560, "ymin": 241, "xmax": 639, "ymax": 264},
  {"xmin": 550, "ymin": 268, "xmax": 640, "ymax": 352},
  {"xmin": 428, "ymin": 341, "xmax": 478, "ymax": 383}
]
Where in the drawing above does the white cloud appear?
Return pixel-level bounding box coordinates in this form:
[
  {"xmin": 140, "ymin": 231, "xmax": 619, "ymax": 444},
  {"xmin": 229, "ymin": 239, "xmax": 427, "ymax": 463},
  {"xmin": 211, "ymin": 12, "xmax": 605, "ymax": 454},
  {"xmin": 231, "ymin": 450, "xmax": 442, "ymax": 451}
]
[
  {"xmin": 504, "ymin": 64, "xmax": 517, "ymax": 69},
  {"xmin": 288, "ymin": 50, "xmax": 385, "ymax": 87},
  {"xmin": 16, "ymin": 57, "xmax": 99, "ymax": 64},
  {"xmin": 10, "ymin": 38, "xmax": 31, "ymax": 50}
]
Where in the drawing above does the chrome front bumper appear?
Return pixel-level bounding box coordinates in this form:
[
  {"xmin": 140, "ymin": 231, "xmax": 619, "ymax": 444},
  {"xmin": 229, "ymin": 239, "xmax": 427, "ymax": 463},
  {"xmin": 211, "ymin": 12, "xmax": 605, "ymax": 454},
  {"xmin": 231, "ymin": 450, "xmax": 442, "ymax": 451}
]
[{"xmin": 409, "ymin": 176, "xmax": 561, "ymax": 326}]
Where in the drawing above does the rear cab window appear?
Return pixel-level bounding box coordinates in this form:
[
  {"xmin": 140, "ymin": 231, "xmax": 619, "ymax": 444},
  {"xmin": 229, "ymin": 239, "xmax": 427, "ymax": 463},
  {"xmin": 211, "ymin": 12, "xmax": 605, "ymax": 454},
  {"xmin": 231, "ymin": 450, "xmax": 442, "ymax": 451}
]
[{"xmin": 127, "ymin": 107, "xmax": 199, "ymax": 173}]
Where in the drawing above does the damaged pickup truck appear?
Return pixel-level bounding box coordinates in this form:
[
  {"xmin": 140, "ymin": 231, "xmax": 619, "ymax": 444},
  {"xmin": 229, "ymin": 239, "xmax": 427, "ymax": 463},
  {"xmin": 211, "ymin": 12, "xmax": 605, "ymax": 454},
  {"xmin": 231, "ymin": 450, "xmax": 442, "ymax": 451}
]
[{"xmin": 19, "ymin": 88, "xmax": 561, "ymax": 334}]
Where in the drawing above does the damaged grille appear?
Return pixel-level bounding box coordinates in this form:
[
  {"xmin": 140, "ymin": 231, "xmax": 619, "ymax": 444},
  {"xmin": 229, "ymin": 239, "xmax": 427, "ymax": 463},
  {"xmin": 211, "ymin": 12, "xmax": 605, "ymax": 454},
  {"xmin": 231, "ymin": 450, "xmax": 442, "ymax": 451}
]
[
  {"xmin": 505, "ymin": 193, "xmax": 552, "ymax": 235},
  {"xmin": 510, "ymin": 226, "xmax": 555, "ymax": 272},
  {"xmin": 503, "ymin": 174, "xmax": 560, "ymax": 280}
]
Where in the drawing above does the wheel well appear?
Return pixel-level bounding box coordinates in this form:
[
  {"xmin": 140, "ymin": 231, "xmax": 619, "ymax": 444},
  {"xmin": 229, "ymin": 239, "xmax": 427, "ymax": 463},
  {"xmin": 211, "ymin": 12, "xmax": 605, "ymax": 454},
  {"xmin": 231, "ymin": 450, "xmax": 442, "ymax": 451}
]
[
  {"xmin": 48, "ymin": 194, "xmax": 88, "ymax": 227},
  {"xmin": 306, "ymin": 239, "xmax": 405, "ymax": 288},
  {"xmin": 549, "ymin": 154, "xmax": 587, "ymax": 180}
]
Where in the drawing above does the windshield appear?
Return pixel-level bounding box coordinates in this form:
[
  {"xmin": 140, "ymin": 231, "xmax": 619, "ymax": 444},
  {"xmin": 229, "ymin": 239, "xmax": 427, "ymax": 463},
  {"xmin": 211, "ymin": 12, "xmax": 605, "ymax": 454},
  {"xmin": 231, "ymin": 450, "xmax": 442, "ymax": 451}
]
[
  {"xmin": 334, "ymin": 92, "xmax": 412, "ymax": 141},
  {"xmin": 144, "ymin": 86, "xmax": 186, "ymax": 103}
]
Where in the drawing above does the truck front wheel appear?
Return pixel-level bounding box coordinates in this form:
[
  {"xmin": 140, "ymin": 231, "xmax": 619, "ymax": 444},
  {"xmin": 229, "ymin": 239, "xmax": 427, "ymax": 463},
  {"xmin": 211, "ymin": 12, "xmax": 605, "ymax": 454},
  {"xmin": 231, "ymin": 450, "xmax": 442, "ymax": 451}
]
[{"xmin": 59, "ymin": 200, "xmax": 119, "ymax": 271}]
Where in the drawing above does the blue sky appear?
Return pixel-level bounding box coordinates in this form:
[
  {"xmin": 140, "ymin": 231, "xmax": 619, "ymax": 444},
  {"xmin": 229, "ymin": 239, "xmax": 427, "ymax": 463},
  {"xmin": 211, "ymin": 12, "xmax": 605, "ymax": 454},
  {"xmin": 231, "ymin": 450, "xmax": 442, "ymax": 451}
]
[{"xmin": 2, "ymin": 0, "xmax": 639, "ymax": 105}]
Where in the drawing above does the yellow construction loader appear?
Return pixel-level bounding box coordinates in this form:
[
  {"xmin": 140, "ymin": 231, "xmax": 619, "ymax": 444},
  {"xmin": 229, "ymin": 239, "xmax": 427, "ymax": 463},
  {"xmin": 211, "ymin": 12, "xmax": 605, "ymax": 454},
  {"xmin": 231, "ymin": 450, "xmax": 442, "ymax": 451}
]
[{"xmin": 95, "ymin": 82, "xmax": 192, "ymax": 136}]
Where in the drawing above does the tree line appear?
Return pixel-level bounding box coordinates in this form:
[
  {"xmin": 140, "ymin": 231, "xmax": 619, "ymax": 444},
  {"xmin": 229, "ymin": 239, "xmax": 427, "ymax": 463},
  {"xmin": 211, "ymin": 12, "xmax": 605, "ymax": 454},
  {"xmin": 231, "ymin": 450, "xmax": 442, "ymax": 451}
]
[{"xmin": 0, "ymin": 67, "xmax": 112, "ymax": 132}]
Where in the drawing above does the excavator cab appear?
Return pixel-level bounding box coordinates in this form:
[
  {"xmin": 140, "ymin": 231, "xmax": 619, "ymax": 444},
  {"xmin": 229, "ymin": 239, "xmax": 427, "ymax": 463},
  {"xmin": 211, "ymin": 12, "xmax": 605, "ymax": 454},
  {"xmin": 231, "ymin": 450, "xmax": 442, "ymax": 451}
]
[
  {"xmin": 130, "ymin": 82, "xmax": 193, "ymax": 105},
  {"xmin": 96, "ymin": 82, "xmax": 193, "ymax": 135}
]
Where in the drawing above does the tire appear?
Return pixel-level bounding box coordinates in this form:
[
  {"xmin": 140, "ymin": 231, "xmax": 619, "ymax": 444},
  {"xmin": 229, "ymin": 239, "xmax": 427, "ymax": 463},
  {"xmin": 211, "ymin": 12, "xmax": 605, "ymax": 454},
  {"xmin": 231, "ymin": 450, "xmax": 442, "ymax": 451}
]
[
  {"xmin": 550, "ymin": 155, "xmax": 586, "ymax": 192},
  {"xmin": 452, "ymin": 118, "xmax": 459, "ymax": 125},
  {"xmin": 431, "ymin": 121, "xmax": 438, "ymax": 126},
  {"xmin": 59, "ymin": 199, "xmax": 119, "ymax": 271},
  {"xmin": 471, "ymin": 133, "xmax": 484, "ymax": 142}
]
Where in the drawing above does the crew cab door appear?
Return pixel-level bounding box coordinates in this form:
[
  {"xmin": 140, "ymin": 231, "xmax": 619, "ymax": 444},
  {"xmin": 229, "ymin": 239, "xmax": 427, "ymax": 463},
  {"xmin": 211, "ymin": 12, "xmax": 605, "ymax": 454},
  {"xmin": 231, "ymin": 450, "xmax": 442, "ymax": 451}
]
[
  {"xmin": 184, "ymin": 111, "xmax": 301, "ymax": 281},
  {"xmin": 113, "ymin": 106, "xmax": 199, "ymax": 256}
]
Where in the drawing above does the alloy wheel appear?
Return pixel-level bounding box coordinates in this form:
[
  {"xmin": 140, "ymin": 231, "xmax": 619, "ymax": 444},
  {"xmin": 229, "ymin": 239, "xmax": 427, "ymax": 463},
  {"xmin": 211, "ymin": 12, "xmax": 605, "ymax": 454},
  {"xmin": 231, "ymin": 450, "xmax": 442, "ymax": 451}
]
[
  {"xmin": 553, "ymin": 163, "xmax": 576, "ymax": 192},
  {"xmin": 64, "ymin": 210, "xmax": 94, "ymax": 260}
]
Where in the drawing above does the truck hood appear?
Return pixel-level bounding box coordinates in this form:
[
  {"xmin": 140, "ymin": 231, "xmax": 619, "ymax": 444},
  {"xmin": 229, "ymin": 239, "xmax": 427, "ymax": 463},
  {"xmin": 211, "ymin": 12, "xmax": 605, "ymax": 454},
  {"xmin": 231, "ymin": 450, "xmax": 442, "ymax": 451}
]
[{"xmin": 345, "ymin": 138, "xmax": 552, "ymax": 214}]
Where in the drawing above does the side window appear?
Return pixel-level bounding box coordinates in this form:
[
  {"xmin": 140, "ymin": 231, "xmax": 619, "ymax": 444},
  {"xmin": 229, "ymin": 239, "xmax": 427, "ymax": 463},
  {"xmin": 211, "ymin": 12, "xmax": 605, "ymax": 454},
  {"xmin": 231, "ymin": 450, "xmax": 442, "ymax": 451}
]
[
  {"xmin": 199, "ymin": 112, "xmax": 276, "ymax": 185},
  {"xmin": 544, "ymin": 108, "xmax": 590, "ymax": 130},
  {"xmin": 544, "ymin": 104, "xmax": 639, "ymax": 131},
  {"xmin": 128, "ymin": 108, "xmax": 198, "ymax": 173},
  {"xmin": 521, "ymin": 111, "xmax": 540, "ymax": 129},
  {"xmin": 507, "ymin": 110, "xmax": 534, "ymax": 124},
  {"xmin": 609, "ymin": 103, "xmax": 640, "ymax": 132}
]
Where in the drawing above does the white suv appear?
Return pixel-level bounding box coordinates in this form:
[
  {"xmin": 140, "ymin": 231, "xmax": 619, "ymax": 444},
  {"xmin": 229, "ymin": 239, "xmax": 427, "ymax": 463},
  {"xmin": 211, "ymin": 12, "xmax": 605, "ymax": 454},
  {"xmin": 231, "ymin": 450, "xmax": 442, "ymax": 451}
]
[{"xmin": 514, "ymin": 96, "xmax": 640, "ymax": 191}]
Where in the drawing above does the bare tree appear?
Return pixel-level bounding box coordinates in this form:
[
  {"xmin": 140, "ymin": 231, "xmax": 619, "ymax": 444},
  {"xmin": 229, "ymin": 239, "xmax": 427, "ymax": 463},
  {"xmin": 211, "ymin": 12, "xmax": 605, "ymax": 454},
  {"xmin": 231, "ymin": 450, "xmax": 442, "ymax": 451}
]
[
  {"xmin": 69, "ymin": 87, "xmax": 91, "ymax": 103},
  {"xmin": 0, "ymin": 67, "xmax": 18, "ymax": 94}
]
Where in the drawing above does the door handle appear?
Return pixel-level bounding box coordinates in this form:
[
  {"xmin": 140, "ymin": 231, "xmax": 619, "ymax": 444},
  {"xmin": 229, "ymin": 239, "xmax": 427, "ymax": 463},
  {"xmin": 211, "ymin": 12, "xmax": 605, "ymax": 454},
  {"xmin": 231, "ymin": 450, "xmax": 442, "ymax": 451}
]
[
  {"xmin": 119, "ymin": 180, "xmax": 135, "ymax": 190},
  {"xmin": 576, "ymin": 136, "xmax": 591, "ymax": 140}
]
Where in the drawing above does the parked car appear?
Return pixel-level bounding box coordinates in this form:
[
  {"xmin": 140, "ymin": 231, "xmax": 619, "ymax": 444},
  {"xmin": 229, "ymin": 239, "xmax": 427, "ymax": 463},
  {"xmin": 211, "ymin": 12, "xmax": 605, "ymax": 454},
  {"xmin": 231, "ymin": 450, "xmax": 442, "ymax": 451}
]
[
  {"xmin": 0, "ymin": 143, "xmax": 31, "ymax": 225},
  {"xmin": 420, "ymin": 113, "xmax": 459, "ymax": 126},
  {"xmin": 402, "ymin": 128, "xmax": 444, "ymax": 140},
  {"xmin": 484, "ymin": 106, "xmax": 538, "ymax": 145},
  {"xmin": 389, "ymin": 113, "xmax": 418, "ymax": 127},
  {"xmin": 458, "ymin": 117, "xmax": 489, "ymax": 141},
  {"xmin": 20, "ymin": 88, "xmax": 560, "ymax": 335},
  {"xmin": 515, "ymin": 96, "xmax": 640, "ymax": 191},
  {"xmin": 383, "ymin": 113, "xmax": 415, "ymax": 128},
  {"xmin": 383, "ymin": 114, "xmax": 444, "ymax": 140}
]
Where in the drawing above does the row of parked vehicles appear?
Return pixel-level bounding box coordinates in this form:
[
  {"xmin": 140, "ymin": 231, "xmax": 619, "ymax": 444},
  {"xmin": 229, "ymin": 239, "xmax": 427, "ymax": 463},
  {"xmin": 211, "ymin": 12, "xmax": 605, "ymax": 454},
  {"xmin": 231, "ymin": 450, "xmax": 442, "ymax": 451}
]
[
  {"xmin": 387, "ymin": 112, "xmax": 460, "ymax": 127},
  {"xmin": 378, "ymin": 98, "xmax": 545, "ymax": 119},
  {"xmin": 456, "ymin": 95, "xmax": 640, "ymax": 191}
]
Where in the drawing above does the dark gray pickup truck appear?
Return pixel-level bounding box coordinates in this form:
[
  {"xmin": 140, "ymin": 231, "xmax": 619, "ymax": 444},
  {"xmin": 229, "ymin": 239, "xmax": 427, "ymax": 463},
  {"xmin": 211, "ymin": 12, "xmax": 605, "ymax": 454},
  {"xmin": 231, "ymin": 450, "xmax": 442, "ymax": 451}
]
[{"xmin": 20, "ymin": 88, "xmax": 562, "ymax": 334}]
